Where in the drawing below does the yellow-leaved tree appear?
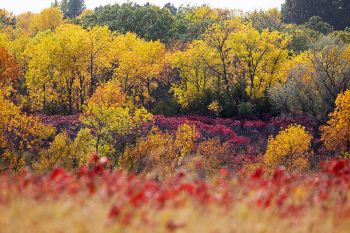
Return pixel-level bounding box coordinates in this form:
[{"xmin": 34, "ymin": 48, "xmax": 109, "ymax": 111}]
[
  {"xmin": 230, "ymin": 27, "xmax": 291, "ymax": 99},
  {"xmin": 86, "ymin": 26, "xmax": 114, "ymax": 96},
  {"xmin": 24, "ymin": 30, "xmax": 60, "ymax": 112},
  {"xmin": 264, "ymin": 124, "xmax": 313, "ymax": 171},
  {"xmin": 112, "ymin": 32, "xmax": 167, "ymax": 107},
  {"xmin": 24, "ymin": 24, "xmax": 114, "ymax": 114},
  {"xmin": 175, "ymin": 123, "xmax": 200, "ymax": 163},
  {"xmin": 13, "ymin": 7, "xmax": 63, "ymax": 37},
  {"xmin": 321, "ymin": 90, "xmax": 350, "ymax": 155},
  {"xmin": 29, "ymin": 7, "xmax": 63, "ymax": 35},
  {"xmin": 171, "ymin": 18, "xmax": 290, "ymax": 113},
  {"xmin": 170, "ymin": 40, "xmax": 216, "ymax": 109},
  {"xmin": 80, "ymin": 81, "xmax": 153, "ymax": 162}
]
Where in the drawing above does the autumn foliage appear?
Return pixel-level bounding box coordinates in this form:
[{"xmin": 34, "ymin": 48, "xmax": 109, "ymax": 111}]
[
  {"xmin": 1, "ymin": 157, "xmax": 350, "ymax": 232},
  {"xmin": 0, "ymin": 47, "xmax": 19, "ymax": 93},
  {"xmin": 321, "ymin": 90, "xmax": 350, "ymax": 155},
  {"xmin": 0, "ymin": 2, "xmax": 349, "ymax": 232},
  {"xmin": 0, "ymin": 94, "xmax": 54, "ymax": 171},
  {"xmin": 264, "ymin": 125, "xmax": 312, "ymax": 170}
]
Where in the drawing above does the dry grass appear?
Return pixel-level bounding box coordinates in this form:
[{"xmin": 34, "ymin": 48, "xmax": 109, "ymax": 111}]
[{"xmin": 1, "ymin": 194, "xmax": 349, "ymax": 233}]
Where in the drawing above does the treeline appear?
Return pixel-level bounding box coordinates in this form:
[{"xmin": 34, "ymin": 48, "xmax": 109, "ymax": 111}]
[
  {"xmin": 282, "ymin": 0, "xmax": 350, "ymax": 30},
  {"xmin": 1, "ymin": 3, "xmax": 349, "ymax": 120}
]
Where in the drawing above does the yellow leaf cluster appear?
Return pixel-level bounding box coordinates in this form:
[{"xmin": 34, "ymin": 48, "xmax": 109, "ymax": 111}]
[
  {"xmin": 13, "ymin": 7, "xmax": 63, "ymax": 36},
  {"xmin": 24, "ymin": 24, "xmax": 114, "ymax": 113},
  {"xmin": 208, "ymin": 100, "xmax": 223, "ymax": 116}
]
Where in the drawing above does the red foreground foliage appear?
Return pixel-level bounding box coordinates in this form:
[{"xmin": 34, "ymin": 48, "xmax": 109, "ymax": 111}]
[{"xmin": 1, "ymin": 156, "xmax": 350, "ymax": 227}]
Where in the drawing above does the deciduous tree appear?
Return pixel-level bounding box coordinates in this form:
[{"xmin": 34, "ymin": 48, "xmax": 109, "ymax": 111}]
[
  {"xmin": 30, "ymin": 7, "xmax": 63, "ymax": 35},
  {"xmin": 264, "ymin": 124, "xmax": 312, "ymax": 171},
  {"xmin": 270, "ymin": 36, "xmax": 350, "ymax": 122},
  {"xmin": 321, "ymin": 90, "xmax": 350, "ymax": 155},
  {"xmin": 81, "ymin": 81, "xmax": 153, "ymax": 160},
  {"xmin": 0, "ymin": 46, "xmax": 19, "ymax": 94},
  {"xmin": 113, "ymin": 33, "xmax": 166, "ymax": 107},
  {"xmin": 172, "ymin": 18, "xmax": 290, "ymax": 115},
  {"xmin": 25, "ymin": 24, "xmax": 115, "ymax": 114}
]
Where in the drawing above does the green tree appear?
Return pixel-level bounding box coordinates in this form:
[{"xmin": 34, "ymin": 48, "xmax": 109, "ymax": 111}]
[
  {"xmin": 282, "ymin": 0, "xmax": 350, "ymax": 30},
  {"xmin": 61, "ymin": 0, "xmax": 86, "ymax": 18},
  {"xmin": 304, "ymin": 16, "xmax": 334, "ymax": 35},
  {"xmin": 246, "ymin": 8, "xmax": 283, "ymax": 32},
  {"xmin": 81, "ymin": 2, "xmax": 175, "ymax": 44},
  {"xmin": 60, "ymin": 0, "xmax": 68, "ymax": 17},
  {"xmin": 283, "ymin": 24, "xmax": 320, "ymax": 53},
  {"xmin": 163, "ymin": 3, "xmax": 177, "ymax": 15}
]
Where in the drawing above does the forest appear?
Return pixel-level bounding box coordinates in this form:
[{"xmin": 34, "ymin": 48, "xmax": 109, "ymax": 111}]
[{"xmin": 0, "ymin": 0, "xmax": 349, "ymax": 232}]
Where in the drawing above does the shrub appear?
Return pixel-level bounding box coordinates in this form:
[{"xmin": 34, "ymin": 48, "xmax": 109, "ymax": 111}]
[
  {"xmin": 34, "ymin": 132, "xmax": 72, "ymax": 171},
  {"xmin": 70, "ymin": 128, "xmax": 96, "ymax": 166},
  {"xmin": 188, "ymin": 138, "xmax": 230, "ymax": 177},
  {"xmin": 118, "ymin": 127, "xmax": 177, "ymax": 176},
  {"xmin": 119, "ymin": 124, "xmax": 199, "ymax": 176},
  {"xmin": 175, "ymin": 124, "xmax": 200, "ymax": 163},
  {"xmin": 0, "ymin": 93, "xmax": 54, "ymax": 171},
  {"xmin": 238, "ymin": 102, "xmax": 256, "ymax": 115},
  {"xmin": 34, "ymin": 129, "xmax": 96, "ymax": 172}
]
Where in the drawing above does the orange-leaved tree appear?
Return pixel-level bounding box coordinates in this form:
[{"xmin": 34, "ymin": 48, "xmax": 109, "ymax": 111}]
[
  {"xmin": 0, "ymin": 46, "xmax": 19, "ymax": 94},
  {"xmin": 321, "ymin": 90, "xmax": 350, "ymax": 156}
]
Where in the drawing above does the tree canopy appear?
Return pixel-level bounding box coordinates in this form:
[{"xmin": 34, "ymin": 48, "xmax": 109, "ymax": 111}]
[{"xmin": 282, "ymin": 0, "xmax": 350, "ymax": 30}]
